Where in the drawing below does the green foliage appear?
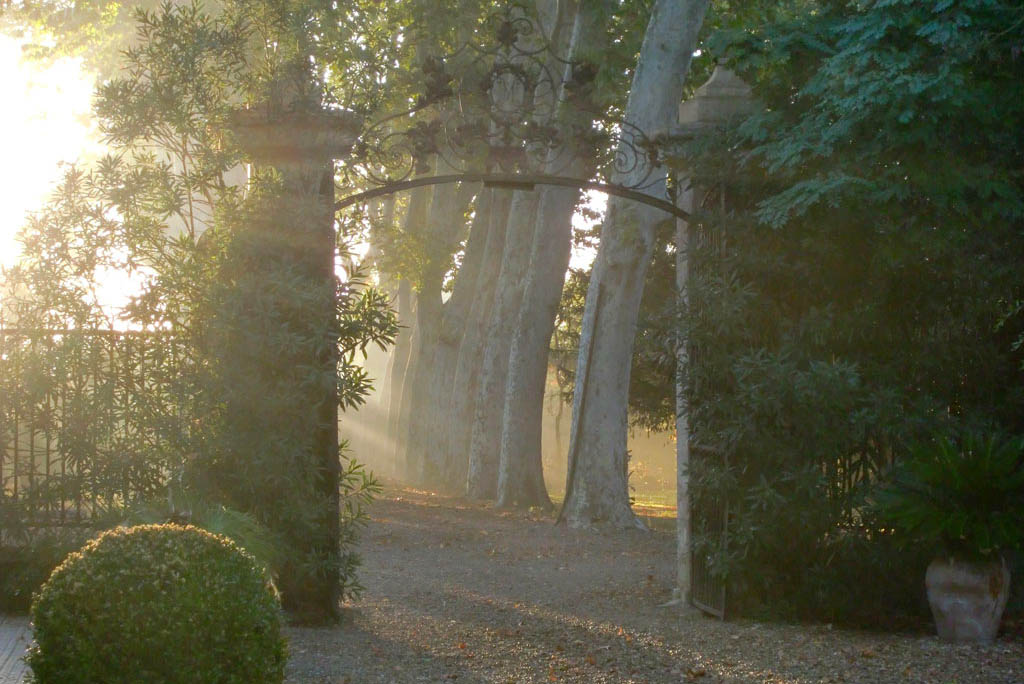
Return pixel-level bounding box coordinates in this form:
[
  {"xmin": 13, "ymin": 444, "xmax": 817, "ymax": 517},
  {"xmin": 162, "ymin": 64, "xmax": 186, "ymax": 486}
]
[
  {"xmin": 614, "ymin": 0, "xmax": 1024, "ymax": 623},
  {"xmin": 796, "ymin": 529, "xmax": 933, "ymax": 628},
  {"xmin": 874, "ymin": 434, "xmax": 1024, "ymax": 560},
  {"xmin": 714, "ymin": 0, "xmax": 1024, "ymax": 231},
  {"xmin": 27, "ymin": 524, "xmax": 286, "ymax": 684},
  {"xmin": 0, "ymin": 530, "xmax": 89, "ymax": 614},
  {"xmin": 336, "ymin": 454, "xmax": 382, "ymax": 598},
  {"xmin": 0, "ymin": 1, "xmax": 166, "ymax": 77},
  {"xmin": 0, "ymin": 326, "xmax": 197, "ymax": 527},
  {"xmin": 94, "ymin": 2, "xmax": 249, "ymax": 241}
]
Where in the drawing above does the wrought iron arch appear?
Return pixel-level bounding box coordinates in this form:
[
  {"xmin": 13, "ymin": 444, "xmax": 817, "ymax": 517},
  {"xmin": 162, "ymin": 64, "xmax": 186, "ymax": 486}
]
[
  {"xmin": 336, "ymin": 0, "xmax": 683, "ymax": 219},
  {"xmin": 335, "ymin": 173, "xmax": 689, "ymax": 220}
]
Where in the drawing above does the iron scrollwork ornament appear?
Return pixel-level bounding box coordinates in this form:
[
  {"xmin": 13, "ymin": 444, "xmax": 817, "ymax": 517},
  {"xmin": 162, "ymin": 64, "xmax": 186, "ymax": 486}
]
[{"xmin": 344, "ymin": 0, "xmax": 665, "ymax": 194}]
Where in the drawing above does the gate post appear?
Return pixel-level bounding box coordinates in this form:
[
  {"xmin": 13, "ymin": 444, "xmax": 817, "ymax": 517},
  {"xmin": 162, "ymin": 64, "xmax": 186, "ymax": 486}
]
[
  {"xmin": 230, "ymin": 105, "xmax": 361, "ymax": 621},
  {"xmin": 674, "ymin": 64, "xmax": 754, "ymax": 613}
]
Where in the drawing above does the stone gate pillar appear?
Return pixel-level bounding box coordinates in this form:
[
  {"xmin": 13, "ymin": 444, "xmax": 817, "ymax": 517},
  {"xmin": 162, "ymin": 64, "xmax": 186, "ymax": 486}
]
[
  {"xmin": 674, "ymin": 65, "xmax": 754, "ymax": 610},
  {"xmin": 231, "ymin": 106, "xmax": 362, "ymax": 620}
]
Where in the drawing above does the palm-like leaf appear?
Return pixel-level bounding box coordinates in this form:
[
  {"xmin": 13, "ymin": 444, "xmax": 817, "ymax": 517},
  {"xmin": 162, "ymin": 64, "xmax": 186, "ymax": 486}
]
[{"xmin": 875, "ymin": 434, "xmax": 1024, "ymax": 559}]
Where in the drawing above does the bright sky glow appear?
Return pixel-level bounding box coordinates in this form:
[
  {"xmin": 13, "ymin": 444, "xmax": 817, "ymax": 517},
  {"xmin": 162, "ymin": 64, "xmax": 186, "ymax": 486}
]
[
  {"xmin": 0, "ymin": 30, "xmax": 605, "ymax": 318},
  {"xmin": 0, "ymin": 34, "xmax": 102, "ymax": 268}
]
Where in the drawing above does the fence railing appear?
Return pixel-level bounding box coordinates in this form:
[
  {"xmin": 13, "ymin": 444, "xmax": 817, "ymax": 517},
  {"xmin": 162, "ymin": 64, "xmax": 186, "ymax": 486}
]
[
  {"xmin": 689, "ymin": 444, "xmax": 728, "ymax": 618},
  {"xmin": 0, "ymin": 327, "xmax": 191, "ymax": 540}
]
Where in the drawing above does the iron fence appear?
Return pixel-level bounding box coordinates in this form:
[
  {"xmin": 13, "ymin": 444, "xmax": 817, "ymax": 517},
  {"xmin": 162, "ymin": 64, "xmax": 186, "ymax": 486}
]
[
  {"xmin": 686, "ymin": 191, "xmax": 730, "ymax": 618},
  {"xmin": 0, "ymin": 328, "xmax": 190, "ymax": 540},
  {"xmin": 689, "ymin": 445, "xmax": 728, "ymax": 619}
]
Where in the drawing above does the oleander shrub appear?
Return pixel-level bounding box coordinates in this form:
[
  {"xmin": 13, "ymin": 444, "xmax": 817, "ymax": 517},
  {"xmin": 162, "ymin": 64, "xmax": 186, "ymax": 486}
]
[{"xmin": 27, "ymin": 524, "xmax": 287, "ymax": 684}]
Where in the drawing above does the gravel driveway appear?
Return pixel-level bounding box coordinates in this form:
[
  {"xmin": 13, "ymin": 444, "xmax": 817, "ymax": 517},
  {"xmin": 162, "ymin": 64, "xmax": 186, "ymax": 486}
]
[{"xmin": 285, "ymin": 488, "xmax": 1024, "ymax": 683}]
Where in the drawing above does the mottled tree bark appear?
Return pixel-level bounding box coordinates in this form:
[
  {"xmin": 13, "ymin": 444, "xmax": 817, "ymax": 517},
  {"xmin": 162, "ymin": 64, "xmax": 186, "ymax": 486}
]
[
  {"xmin": 389, "ymin": 187, "xmax": 431, "ymax": 474},
  {"xmin": 450, "ymin": 190, "xmax": 512, "ymax": 490},
  {"xmin": 406, "ymin": 182, "xmax": 481, "ymax": 487},
  {"xmin": 495, "ymin": 185, "xmax": 571, "ymax": 509},
  {"xmin": 466, "ymin": 192, "xmax": 539, "ymax": 499},
  {"xmin": 465, "ymin": 0, "xmax": 574, "ymax": 501},
  {"xmin": 404, "ymin": 181, "xmax": 476, "ymax": 483},
  {"xmin": 424, "ymin": 190, "xmax": 493, "ymax": 488},
  {"xmin": 496, "ymin": 0, "xmax": 612, "ymax": 510},
  {"xmin": 561, "ymin": 0, "xmax": 709, "ymax": 528},
  {"xmin": 383, "ymin": 278, "xmax": 413, "ymax": 476}
]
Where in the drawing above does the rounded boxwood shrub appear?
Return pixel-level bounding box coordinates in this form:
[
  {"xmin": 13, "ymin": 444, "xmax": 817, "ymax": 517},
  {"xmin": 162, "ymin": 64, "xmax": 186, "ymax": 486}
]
[{"xmin": 27, "ymin": 523, "xmax": 287, "ymax": 684}]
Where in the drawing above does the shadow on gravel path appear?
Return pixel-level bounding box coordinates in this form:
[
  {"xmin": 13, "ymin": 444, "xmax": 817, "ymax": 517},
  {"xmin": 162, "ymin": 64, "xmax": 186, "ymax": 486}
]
[{"xmin": 285, "ymin": 487, "xmax": 1024, "ymax": 684}]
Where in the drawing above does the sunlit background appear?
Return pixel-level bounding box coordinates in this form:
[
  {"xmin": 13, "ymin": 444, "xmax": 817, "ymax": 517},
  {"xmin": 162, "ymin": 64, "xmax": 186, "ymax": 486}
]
[
  {"xmin": 0, "ymin": 35, "xmax": 102, "ymax": 269},
  {"xmin": 0, "ymin": 31, "xmax": 602, "ymax": 300}
]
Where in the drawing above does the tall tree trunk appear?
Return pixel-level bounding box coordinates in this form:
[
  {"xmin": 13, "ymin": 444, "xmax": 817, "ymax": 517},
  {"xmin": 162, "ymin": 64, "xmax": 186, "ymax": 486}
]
[
  {"xmin": 384, "ymin": 278, "xmax": 413, "ymax": 477},
  {"xmin": 389, "ymin": 187, "xmax": 431, "ymax": 475},
  {"xmin": 426, "ymin": 190, "xmax": 493, "ymax": 489},
  {"xmin": 449, "ymin": 190, "xmax": 512, "ymax": 490},
  {"xmin": 465, "ymin": 0, "xmax": 574, "ymax": 501},
  {"xmin": 396, "ymin": 322, "xmax": 421, "ymax": 475},
  {"xmin": 350, "ymin": 197, "xmax": 394, "ymax": 458},
  {"xmin": 560, "ymin": 0, "xmax": 709, "ymax": 529},
  {"xmin": 495, "ymin": 185, "xmax": 571, "ymax": 509},
  {"xmin": 372, "ymin": 196, "xmax": 395, "ymax": 411},
  {"xmin": 496, "ymin": 0, "xmax": 611, "ymax": 510},
  {"xmin": 466, "ymin": 192, "xmax": 540, "ymax": 499},
  {"xmin": 405, "ymin": 180, "xmax": 476, "ymax": 484}
]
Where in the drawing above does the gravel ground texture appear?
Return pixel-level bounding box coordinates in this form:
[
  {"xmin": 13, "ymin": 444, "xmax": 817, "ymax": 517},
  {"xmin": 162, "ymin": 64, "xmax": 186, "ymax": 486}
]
[{"xmin": 284, "ymin": 487, "xmax": 1024, "ymax": 684}]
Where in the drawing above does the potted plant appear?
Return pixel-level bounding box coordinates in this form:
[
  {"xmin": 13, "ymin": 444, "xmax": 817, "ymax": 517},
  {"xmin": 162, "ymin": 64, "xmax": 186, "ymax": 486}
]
[{"xmin": 875, "ymin": 433, "xmax": 1024, "ymax": 642}]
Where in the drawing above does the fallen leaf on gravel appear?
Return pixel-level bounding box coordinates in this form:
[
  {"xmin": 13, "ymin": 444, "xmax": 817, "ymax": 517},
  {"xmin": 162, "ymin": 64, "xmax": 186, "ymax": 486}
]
[{"xmin": 687, "ymin": 667, "xmax": 707, "ymax": 679}]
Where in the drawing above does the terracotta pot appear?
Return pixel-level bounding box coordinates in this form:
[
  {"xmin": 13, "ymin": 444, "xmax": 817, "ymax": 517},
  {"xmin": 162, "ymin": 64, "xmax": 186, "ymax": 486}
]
[{"xmin": 925, "ymin": 555, "xmax": 1010, "ymax": 643}]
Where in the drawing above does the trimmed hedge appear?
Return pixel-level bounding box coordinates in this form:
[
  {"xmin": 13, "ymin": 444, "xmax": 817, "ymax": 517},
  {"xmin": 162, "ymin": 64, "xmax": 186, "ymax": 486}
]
[{"xmin": 28, "ymin": 523, "xmax": 287, "ymax": 684}]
